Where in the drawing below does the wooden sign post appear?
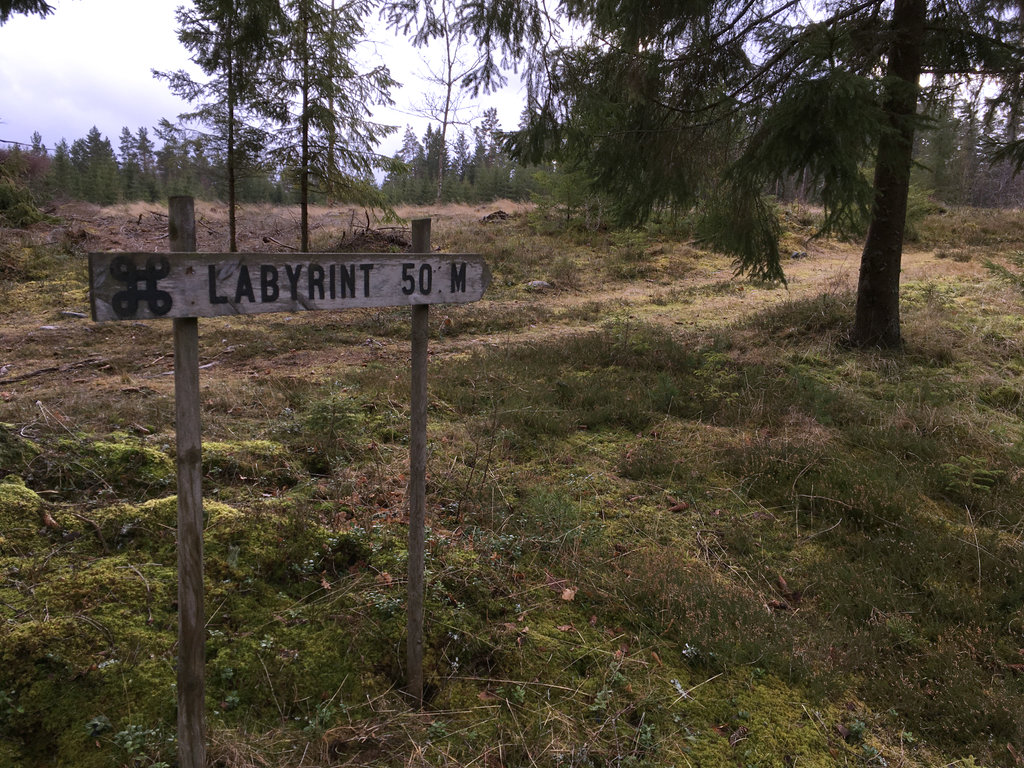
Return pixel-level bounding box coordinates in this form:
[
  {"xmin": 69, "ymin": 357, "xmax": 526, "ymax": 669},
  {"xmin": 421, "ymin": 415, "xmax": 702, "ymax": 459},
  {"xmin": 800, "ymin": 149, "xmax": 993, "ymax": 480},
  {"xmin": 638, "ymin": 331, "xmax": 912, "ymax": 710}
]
[
  {"xmin": 89, "ymin": 203, "xmax": 489, "ymax": 762},
  {"xmin": 406, "ymin": 219, "xmax": 429, "ymax": 706},
  {"xmin": 169, "ymin": 197, "xmax": 205, "ymax": 768}
]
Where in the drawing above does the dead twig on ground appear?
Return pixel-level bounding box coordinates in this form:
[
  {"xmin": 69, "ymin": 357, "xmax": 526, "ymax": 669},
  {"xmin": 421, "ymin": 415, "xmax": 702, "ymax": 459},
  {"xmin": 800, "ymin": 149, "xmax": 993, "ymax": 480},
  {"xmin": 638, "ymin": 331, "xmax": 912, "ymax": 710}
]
[
  {"xmin": 0, "ymin": 357, "xmax": 106, "ymax": 385},
  {"xmin": 68, "ymin": 510, "xmax": 110, "ymax": 555},
  {"xmin": 262, "ymin": 235, "xmax": 297, "ymax": 251}
]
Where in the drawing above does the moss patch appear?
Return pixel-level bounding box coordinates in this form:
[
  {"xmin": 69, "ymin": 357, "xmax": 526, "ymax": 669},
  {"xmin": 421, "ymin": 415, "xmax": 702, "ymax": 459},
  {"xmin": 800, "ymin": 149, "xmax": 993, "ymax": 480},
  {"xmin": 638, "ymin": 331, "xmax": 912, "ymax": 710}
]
[{"xmin": 0, "ymin": 475, "xmax": 46, "ymax": 552}]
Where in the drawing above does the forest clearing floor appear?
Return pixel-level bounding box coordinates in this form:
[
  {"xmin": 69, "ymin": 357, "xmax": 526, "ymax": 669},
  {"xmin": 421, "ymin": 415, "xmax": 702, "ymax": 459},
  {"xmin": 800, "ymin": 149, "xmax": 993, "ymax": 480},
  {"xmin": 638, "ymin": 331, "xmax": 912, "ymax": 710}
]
[{"xmin": 2, "ymin": 201, "xmax": 1024, "ymax": 767}]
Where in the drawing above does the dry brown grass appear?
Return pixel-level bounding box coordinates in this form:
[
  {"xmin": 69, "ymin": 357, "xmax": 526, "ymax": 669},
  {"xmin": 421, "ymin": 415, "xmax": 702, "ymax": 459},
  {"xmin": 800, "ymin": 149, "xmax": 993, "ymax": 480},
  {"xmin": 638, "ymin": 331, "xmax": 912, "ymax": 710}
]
[{"xmin": 5, "ymin": 203, "xmax": 1024, "ymax": 767}]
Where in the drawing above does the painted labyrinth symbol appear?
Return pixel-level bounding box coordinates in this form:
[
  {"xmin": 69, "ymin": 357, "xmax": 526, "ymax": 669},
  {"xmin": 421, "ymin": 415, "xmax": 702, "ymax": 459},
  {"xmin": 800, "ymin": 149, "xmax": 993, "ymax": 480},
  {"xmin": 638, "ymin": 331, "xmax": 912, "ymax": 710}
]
[{"xmin": 110, "ymin": 255, "xmax": 173, "ymax": 318}]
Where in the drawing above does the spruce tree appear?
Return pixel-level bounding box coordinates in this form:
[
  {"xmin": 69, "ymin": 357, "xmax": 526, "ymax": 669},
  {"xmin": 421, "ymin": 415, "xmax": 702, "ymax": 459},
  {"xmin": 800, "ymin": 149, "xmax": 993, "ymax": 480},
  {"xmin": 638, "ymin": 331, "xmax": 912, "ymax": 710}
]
[
  {"xmin": 48, "ymin": 139, "xmax": 73, "ymax": 200},
  {"xmin": 0, "ymin": 0, "xmax": 51, "ymax": 24},
  {"xmin": 118, "ymin": 127, "xmax": 142, "ymax": 201},
  {"xmin": 268, "ymin": 0, "xmax": 397, "ymax": 251},
  {"xmin": 155, "ymin": 0, "xmax": 285, "ymax": 251},
  {"xmin": 67, "ymin": 127, "xmax": 119, "ymax": 205},
  {"xmin": 456, "ymin": 0, "xmax": 1024, "ymax": 347},
  {"xmin": 135, "ymin": 127, "xmax": 159, "ymax": 202}
]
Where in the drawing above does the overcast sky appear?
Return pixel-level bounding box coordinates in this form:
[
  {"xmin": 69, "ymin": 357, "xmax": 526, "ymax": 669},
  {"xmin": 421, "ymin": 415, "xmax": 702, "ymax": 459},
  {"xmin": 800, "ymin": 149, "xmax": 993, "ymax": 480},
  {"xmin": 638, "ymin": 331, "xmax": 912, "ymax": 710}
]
[{"xmin": 0, "ymin": 0, "xmax": 524, "ymax": 157}]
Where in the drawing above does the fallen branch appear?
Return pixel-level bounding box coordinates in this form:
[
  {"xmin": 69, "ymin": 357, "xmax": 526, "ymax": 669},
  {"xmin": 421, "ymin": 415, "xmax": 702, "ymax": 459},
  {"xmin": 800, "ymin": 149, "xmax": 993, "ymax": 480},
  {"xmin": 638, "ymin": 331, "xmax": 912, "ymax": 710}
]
[
  {"xmin": 0, "ymin": 357, "xmax": 104, "ymax": 385},
  {"xmin": 0, "ymin": 366, "xmax": 60, "ymax": 384},
  {"xmin": 68, "ymin": 510, "xmax": 110, "ymax": 555},
  {"xmin": 197, "ymin": 217, "xmax": 220, "ymax": 236},
  {"xmin": 262, "ymin": 235, "xmax": 297, "ymax": 251}
]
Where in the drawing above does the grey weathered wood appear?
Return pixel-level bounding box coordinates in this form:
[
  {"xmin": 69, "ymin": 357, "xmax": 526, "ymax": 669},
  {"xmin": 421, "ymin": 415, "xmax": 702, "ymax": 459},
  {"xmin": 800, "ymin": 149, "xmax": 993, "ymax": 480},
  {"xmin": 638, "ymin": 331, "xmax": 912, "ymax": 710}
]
[
  {"xmin": 170, "ymin": 197, "xmax": 205, "ymax": 768},
  {"xmin": 88, "ymin": 251, "xmax": 490, "ymax": 321},
  {"xmin": 406, "ymin": 219, "xmax": 430, "ymax": 707}
]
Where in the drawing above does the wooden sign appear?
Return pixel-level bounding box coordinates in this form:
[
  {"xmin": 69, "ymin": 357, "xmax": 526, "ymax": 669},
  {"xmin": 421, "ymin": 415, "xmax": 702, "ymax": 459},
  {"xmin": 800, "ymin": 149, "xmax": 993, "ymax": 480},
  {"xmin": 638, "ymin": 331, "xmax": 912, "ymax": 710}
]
[
  {"xmin": 88, "ymin": 251, "xmax": 491, "ymax": 321},
  {"xmin": 92, "ymin": 204, "xmax": 474, "ymax": 768}
]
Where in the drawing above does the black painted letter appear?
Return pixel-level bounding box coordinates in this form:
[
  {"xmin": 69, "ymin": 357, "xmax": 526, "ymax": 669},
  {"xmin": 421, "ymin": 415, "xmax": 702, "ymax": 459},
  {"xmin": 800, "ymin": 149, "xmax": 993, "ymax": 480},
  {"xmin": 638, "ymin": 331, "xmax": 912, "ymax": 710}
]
[
  {"xmin": 451, "ymin": 262, "xmax": 466, "ymax": 293},
  {"xmin": 261, "ymin": 265, "xmax": 279, "ymax": 302},
  {"xmin": 308, "ymin": 264, "xmax": 325, "ymax": 300},
  {"xmin": 234, "ymin": 265, "xmax": 256, "ymax": 303},
  {"xmin": 339, "ymin": 264, "xmax": 356, "ymax": 298},
  {"xmin": 360, "ymin": 264, "xmax": 374, "ymax": 297},
  {"xmin": 285, "ymin": 264, "xmax": 303, "ymax": 300},
  {"xmin": 208, "ymin": 265, "xmax": 228, "ymax": 304}
]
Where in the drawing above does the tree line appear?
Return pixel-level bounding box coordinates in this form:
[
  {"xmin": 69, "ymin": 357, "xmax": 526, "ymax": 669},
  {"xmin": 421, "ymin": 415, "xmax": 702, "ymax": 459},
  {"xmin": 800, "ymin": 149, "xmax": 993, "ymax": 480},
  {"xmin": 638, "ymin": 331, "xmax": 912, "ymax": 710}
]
[
  {"xmin": 0, "ymin": 106, "xmax": 535, "ymax": 216},
  {"xmin": 1, "ymin": 123, "xmax": 277, "ymax": 211},
  {"xmin": 7, "ymin": 92, "xmax": 1020, "ymax": 216},
  {"xmin": 380, "ymin": 108, "xmax": 535, "ymax": 204}
]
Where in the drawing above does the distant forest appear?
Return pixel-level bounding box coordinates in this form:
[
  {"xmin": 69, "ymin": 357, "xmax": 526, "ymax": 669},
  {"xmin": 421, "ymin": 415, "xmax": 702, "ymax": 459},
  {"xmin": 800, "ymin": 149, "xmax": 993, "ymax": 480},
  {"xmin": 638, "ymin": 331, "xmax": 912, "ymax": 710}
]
[
  {"xmin": 0, "ymin": 106, "xmax": 540, "ymax": 213},
  {"xmin": 3, "ymin": 96, "xmax": 1023, "ymax": 219}
]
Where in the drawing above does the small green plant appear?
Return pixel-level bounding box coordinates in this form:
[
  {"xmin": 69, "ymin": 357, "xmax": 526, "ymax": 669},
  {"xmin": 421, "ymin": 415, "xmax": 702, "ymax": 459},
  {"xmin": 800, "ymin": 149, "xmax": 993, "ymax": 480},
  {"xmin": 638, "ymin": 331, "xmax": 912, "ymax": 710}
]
[
  {"xmin": 302, "ymin": 700, "xmax": 338, "ymax": 733},
  {"xmin": 940, "ymin": 455, "xmax": 1004, "ymax": 498},
  {"xmin": 427, "ymin": 719, "xmax": 450, "ymax": 740},
  {"xmin": 587, "ymin": 688, "xmax": 613, "ymax": 715},
  {"xmin": 114, "ymin": 724, "xmax": 154, "ymax": 753},
  {"xmin": 845, "ymin": 718, "xmax": 867, "ymax": 743},
  {"xmin": 635, "ymin": 721, "xmax": 657, "ymax": 752},
  {"xmin": 85, "ymin": 714, "xmax": 112, "ymax": 737},
  {"xmin": 0, "ymin": 689, "xmax": 24, "ymax": 724},
  {"xmin": 497, "ymin": 685, "xmax": 527, "ymax": 706},
  {"xmin": 113, "ymin": 724, "xmax": 170, "ymax": 767},
  {"xmin": 985, "ymin": 251, "xmax": 1024, "ymax": 294}
]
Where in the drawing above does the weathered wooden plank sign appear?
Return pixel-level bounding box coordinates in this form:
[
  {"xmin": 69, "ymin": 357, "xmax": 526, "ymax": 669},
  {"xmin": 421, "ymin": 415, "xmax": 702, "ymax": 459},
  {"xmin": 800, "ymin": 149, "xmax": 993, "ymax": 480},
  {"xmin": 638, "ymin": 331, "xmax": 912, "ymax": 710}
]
[
  {"xmin": 88, "ymin": 251, "xmax": 491, "ymax": 321},
  {"xmin": 91, "ymin": 200, "xmax": 489, "ymax": 767}
]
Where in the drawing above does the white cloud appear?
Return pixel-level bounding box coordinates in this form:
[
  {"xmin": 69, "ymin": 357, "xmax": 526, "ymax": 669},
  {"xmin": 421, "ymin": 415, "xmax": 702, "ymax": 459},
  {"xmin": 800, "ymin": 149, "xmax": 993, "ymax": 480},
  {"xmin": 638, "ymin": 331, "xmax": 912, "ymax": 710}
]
[{"xmin": 0, "ymin": 0, "xmax": 524, "ymax": 158}]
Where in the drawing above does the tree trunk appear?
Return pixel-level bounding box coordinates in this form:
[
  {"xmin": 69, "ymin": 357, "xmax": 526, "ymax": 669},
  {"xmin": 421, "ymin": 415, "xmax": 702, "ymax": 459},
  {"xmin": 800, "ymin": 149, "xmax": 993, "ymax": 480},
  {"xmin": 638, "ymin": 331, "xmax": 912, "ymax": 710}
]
[
  {"xmin": 326, "ymin": 0, "xmax": 337, "ymax": 206},
  {"xmin": 851, "ymin": 0, "xmax": 927, "ymax": 348},
  {"xmin": 227, "ymin": 54, "xmax": 238, "ymax": 253},
  {"xmin": 300, "ymin": 5, "xmax": 310, "ymax": 253}
]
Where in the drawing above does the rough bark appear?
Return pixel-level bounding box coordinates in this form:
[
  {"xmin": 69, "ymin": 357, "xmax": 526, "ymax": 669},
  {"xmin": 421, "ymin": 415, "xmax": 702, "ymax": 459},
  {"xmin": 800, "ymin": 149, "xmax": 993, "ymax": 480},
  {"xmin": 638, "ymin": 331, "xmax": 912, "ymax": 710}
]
[
  {"xmin": 851, "ymin": 0, "xmax": 927, "ymax": 347},
  {"xmin": 227, "ymin": 18, "xmax": 238, "ymax": 254},
  {"xmin": 300, "ymin": 4, "xmax": 310, "ymax": 253}
]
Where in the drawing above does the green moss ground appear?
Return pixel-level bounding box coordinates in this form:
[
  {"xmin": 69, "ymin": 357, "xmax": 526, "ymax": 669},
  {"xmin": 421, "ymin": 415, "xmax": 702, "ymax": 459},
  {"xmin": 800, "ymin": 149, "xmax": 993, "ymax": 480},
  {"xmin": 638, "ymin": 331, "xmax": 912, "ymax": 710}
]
[{"xmin": 2, "ymin": 206, "xmax": 1024, "ymax": 766}]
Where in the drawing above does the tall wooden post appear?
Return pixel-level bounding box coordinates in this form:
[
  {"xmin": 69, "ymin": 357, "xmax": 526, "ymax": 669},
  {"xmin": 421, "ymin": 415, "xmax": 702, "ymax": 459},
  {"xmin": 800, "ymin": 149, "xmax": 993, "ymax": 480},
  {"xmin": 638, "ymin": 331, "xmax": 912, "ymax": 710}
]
[
  {"xmin": 406, "ymin": 218, "xmax": 430, "ymax": 706},
  {"xmin": 169, "ymin": 196, "xmax": 205, "ymax": 768}
]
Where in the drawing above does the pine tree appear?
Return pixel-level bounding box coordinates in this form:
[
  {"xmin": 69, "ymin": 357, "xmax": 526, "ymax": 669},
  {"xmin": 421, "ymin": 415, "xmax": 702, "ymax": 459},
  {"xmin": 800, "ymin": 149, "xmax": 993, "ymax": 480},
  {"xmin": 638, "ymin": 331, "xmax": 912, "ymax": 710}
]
[
  {"xmin": 0, "ymin": 0, "xmax": 52, "ymax": 24},
  {"xmin": 67, "ymin": 127, "xmax": 119, "ymax": 205},
  {"xmin": 135, "ymin": 127, "xmax": 159, "ymax": 202},
  {"xmin": 269, "ymin": 0, "xmax": 397, "ymax": 251},
  {"xmin": 154, "ymin": 119, "xmax": 195, "ymax": 197},
  {"xmin": 118, "ymin": 127, "xmax": 142, "ymax": 201},
  {"xmin": 29, "ymin": 132, "xmax": 45, "ymax": 156},
  {"xmin": 472, "ymin": 108, "xmax": 501, "ymax": 169},
  {"xmin": 22, "ymin": 132, "xmax": 51, "ymax": 199},
  {"xmin": 451, "ymin": 129, "xmax": 471, "ymax": 183},
  {"xmin": 459, "ymin": 0, "xmax": 1024, "ymax": 347},
  {"xmin": 48, "ymin": 139, "xmax": 73, "ymax": 200},
  {"xmin": 423, "ymin": 124, "xmax": 446, "ymax": 186},
  {"xmin": 155, "ymin": 0, "xmax": 285, "ymax": 250},
  {"xmin": 399, "ymin": 125, "xmax": 424, "ymax": 165}
]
